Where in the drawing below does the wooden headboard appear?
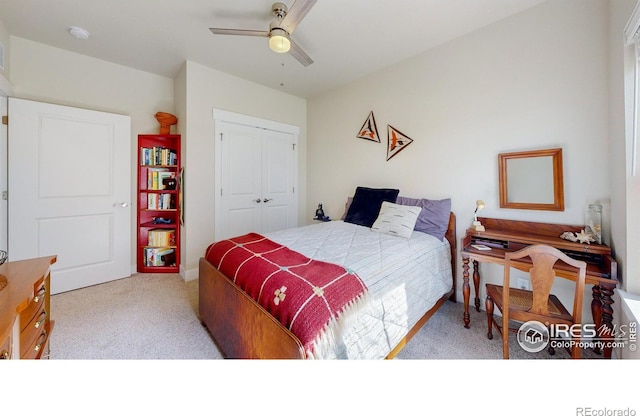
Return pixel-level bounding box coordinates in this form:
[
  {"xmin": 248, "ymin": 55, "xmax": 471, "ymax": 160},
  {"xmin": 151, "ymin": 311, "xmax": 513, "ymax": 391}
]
[{"xmin": 445, "ymin": 212, "xmax": 457, "ymax": 302}]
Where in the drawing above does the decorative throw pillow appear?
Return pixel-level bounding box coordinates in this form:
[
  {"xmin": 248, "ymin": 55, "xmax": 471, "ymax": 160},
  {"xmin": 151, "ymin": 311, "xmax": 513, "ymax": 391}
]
[
  {"xmin": 340, "ymin": 196, "xmax": 353, "ymax": 220},
  {"xmin": 371, "ymin": 201, "xmax": 421, "ymax": 239},
  {"xmin": 395, "ymin": 196, "xmax": 451, "ymax": 240},
  {"xmin": 344, "ymin": 187, "xmax": 400, "ymax": 228}
]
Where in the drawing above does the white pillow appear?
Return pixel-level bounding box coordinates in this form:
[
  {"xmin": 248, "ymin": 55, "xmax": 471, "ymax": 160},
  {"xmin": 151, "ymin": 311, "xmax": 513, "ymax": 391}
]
[{"xmin": 371, "ymin": 201, "xmax": 421, "ymax": 239}]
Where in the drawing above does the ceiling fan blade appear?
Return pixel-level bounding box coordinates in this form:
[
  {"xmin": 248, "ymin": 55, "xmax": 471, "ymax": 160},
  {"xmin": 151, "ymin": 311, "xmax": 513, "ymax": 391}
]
[
  {"xmin": 281, "ymin": 0, "xmax": 317, "ymax": 34},
  {"xmin": 289, "ymin": 39, "xmax": 313, "ymax": 67},
  {"xmin": 209, "ymin": 28, "xmax": 269, "ymax": 37}
]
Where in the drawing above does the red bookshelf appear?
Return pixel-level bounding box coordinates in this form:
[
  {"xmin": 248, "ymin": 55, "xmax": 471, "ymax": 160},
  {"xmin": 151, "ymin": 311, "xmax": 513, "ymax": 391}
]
[{"xmin": 136, "ymin": 134, "xmax": 181, "ymax": 273}]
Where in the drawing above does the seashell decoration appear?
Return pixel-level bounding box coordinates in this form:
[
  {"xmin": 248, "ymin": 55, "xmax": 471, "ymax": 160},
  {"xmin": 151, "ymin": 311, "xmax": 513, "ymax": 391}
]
[
  {"xmin": 575, "ymin": 229, "xmax": 596, "ymax": 244},
  {"xmin": 560, "ymin": 231, "xmax": 578, "ymax": 242},
  {"xmin": 560, "ymin": 230, "xmax": 595, "ymax": 244}
]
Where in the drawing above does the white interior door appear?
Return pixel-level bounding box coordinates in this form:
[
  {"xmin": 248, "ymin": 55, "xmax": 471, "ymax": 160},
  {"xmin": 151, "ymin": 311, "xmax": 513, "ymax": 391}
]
[
  {"xmin": 8, "ymin": 98, "xmax": 131, "ymax": 294},
  {"xmin": 261, "ymin": 129, "xmax": 296, "ymax": 233},
  {"xmin": 219, "ymin": 121, "xmax": 263, "ymax": 238},
  {"xmin": 0, "ymin": 96, "xmax": 7, "ymax": 252},
  {"xmin": 214, "ymin": 110, "xmax": 298, "ymax": 241}
]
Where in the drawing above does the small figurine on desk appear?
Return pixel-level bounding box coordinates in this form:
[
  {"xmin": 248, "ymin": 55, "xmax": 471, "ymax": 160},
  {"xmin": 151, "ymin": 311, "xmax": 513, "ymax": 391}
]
[{"xmin": 314, "ymin": 203, "xmax": 330, "ymax": 222}]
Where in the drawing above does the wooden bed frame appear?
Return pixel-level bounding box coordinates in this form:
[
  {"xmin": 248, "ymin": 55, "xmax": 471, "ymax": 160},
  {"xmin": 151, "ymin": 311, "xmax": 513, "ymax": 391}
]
[{"xmin": 198, "ymin": 212, "xmax": 457, "ymax": 359}]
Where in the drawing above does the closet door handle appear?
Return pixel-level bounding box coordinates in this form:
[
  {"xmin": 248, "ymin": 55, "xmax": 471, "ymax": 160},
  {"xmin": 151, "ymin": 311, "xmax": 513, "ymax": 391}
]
[
  {"xmin": 263, "ymin": 198, "xmax": 273, "ymax": 203},
  {"xmin": 254, "ymin": 199, "xmax": 262, "ymax": 203}
]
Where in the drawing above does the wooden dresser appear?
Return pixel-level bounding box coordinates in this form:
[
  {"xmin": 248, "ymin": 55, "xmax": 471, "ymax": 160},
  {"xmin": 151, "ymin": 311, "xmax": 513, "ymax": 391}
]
[
  {"xmin": 460, "ymin": 217, "xmax": 617, "ymax": 358},
  {"xmin": 0, "ymin": 256, "xmax": 57, "ymax": 360}
]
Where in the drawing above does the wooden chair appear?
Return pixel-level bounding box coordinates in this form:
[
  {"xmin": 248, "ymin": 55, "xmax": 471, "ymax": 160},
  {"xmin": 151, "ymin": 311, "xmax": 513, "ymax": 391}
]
[{"xmin": 485, "ymin": 244, "xmax": 587, "ymax": 359}]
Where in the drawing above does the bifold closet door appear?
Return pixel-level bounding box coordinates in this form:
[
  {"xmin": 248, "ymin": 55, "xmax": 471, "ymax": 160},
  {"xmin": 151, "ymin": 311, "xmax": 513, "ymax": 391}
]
[
  {"xmin": 260, "ymin": 128, "xmax": 296, "ymax": 233},
  {"xmin": 219, "ymin": 122, "xmax": 263, "ymax": 238},
  {"xmin": 217, "ymin": 121, "xmax": 297, "ymax": 240}
]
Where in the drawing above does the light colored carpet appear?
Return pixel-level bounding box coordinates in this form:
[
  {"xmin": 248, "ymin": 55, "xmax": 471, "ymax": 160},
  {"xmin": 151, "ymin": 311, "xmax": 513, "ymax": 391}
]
[
  {"xmin": 49, "ymin": 273, "xmax": 601, "ymax": 360},
  {"xmin": 50, "ymin": 273, "xmax": 222, "ymax": 359}
]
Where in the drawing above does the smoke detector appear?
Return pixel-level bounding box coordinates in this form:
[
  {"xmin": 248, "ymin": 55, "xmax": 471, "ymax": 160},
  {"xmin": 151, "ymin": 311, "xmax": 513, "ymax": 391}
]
[{"xmin": 68, "ymin": 26, "xmax": 90, "ymax": 40}]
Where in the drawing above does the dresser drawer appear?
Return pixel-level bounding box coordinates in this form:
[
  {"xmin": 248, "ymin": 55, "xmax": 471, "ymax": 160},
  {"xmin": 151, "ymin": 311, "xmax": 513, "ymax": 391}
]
[
  {"xmin": 0, "ymin": 332, "xmax": 11, "ymax": 360},
  {"xmin": 0, "ymin": 256, "xmax": 56, "ymax": 360},
  {"xmin": 19, "ymin": 279, "xmax": 46, "ymax": 332},
  {"xmin": 20, "ymin": 305, "xmax": 47, "ymax": 357},
  {"xmin": 21, "ymin": 327, "xmax": 48, "ymax": 359}
]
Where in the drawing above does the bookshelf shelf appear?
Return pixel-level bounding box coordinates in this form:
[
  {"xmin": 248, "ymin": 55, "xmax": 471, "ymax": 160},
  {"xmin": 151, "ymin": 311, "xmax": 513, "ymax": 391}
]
[{"xmin": 137, "ymin": 134, "xmax": 181, "ymax": 273}]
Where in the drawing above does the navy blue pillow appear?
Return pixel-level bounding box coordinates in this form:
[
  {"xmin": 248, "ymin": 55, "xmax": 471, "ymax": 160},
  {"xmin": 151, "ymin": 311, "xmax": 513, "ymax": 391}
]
[{"xmin": 344, "ymin": 187, "xmax": 400, "ymax": 228}]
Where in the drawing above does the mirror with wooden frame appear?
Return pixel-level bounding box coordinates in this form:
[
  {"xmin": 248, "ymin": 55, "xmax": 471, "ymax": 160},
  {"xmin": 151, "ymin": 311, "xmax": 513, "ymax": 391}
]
[{"xmin": 498, "ymin": 148, "xmax": 564, "ymax": 211}]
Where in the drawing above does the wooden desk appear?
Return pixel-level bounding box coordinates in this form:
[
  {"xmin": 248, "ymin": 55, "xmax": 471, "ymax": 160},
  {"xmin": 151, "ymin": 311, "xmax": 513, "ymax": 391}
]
[{"xmin": 460, "ymin": 217, "xmax": 617, "ymax": 358}]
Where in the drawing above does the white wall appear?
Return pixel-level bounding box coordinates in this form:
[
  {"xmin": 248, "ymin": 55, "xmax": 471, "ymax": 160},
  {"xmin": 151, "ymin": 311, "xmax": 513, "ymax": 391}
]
[
  {"xmin": 0, "ymin": 19, "xmax": 10, "ymax": 81},
  {"xmin": 610, "ymin": 0, "xmax": 633, "ymax": 294},
  {"xmin": 174, "ymin": 63, "xmax": 188, "ymax": 277},
  {"xmin": 617, "ymin": 0, "xmax": 640, "ymax": 296},
  {"xmin": 611, "ymin": 0, "xmax": 640, "ymax": 358},
  {"xmin": 307, "ymin": 0, "xmax": 611, "ymax": 316},
  {"xmin": 0, "ymin": 20, "xmax": 11, "ymax": 256},
  {"xmin": 9, "ymin": 36, "xmax": 175, "ymax": 271},
  {"xmin": 176, "ymin": 60, "xmax": 307, "ymax": 280}
]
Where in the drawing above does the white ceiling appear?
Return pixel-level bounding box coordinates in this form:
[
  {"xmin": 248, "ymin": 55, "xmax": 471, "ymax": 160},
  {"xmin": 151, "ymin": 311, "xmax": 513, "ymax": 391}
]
[{"xmin": 0, "ymin": 0, "xmax": 547, "ymax": 98}]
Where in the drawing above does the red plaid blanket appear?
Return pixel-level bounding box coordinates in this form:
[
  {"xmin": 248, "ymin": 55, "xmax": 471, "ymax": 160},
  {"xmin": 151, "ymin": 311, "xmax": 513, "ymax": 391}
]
[{"xmin": 205, "ymin": 233, "xmax": 369, "ymax": 358}]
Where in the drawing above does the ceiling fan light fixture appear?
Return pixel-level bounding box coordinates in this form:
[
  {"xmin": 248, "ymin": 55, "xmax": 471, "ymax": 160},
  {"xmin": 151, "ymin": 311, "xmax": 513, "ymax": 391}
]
[{"xmin": 269, "ymin": 28, "xmax": 290, "ymax": 53}]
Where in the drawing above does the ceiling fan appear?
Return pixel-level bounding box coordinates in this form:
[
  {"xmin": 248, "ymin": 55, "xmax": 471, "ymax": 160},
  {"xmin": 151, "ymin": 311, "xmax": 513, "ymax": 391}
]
[{"xmin": 210, "ymin": 0, "xmax": 317, "ymax": 67}]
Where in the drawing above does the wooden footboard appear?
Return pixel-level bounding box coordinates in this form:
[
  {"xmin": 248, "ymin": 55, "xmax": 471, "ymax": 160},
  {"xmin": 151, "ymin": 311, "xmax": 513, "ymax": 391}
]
[
  {"xmin": 199, "ymin": 257, "xmax": 305, "ymax": 359},
  {"xmin": 199, "ymin": 212, "xmax": 457, "ymax": 359}
]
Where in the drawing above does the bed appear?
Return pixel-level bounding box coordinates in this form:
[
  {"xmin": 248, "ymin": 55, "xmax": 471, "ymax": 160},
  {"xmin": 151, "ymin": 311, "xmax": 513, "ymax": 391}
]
[{"xmin": 199, "ymin": 188, "xmax": 457, "ymax": 359}]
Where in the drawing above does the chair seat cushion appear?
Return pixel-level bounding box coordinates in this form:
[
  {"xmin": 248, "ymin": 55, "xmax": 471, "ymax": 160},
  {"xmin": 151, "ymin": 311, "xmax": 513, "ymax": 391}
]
[{"xmin": 486, "ymin": 284, "xmax": 572, "ymax": 321}]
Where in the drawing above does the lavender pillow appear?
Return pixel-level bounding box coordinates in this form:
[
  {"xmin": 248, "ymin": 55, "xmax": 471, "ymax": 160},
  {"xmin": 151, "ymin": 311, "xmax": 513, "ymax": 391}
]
[{"xmin": 395, "ymin": 196, "xmax": 451, "ymax": 240}]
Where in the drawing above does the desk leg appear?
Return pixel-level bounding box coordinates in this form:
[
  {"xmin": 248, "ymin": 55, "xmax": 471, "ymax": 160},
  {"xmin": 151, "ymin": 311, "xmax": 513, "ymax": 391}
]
[
  {"xmin": 463, "ymin": 257, "xmax": 470, "ymax": 328},
  {"xmin": 473, "ymin": 260, "xmax": 481, "ymax": 312},
  {"xmin": 600, "ymin": 284, "xmax": 615, "ymax": 359},
  {"xmin": 591, "ymin": 284, "xmax": 615, "ymax": 359},
  {"xmin": 591, "ymin": 286, "xmax": 603, "ymax": 355}
]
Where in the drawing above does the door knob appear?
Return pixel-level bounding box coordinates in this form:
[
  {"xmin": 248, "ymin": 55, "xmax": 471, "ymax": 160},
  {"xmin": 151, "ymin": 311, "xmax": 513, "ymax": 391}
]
[
  {"xmin": 254, "ymin": 198, "xmax": 262, "ymax": 203},
  {"xmin": 113, "ymin": 202, "xmax": 129, "ymax": 207},
  {"xmin": 263, "ymin": 198, "xmax": 273, "ymax": 203}
]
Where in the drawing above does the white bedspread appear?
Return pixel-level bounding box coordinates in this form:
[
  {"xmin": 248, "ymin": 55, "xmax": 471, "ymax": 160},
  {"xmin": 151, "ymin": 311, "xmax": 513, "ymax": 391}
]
[{"xmin": 265, "ymin": 220, "xmax": 453, "ymax": 359}]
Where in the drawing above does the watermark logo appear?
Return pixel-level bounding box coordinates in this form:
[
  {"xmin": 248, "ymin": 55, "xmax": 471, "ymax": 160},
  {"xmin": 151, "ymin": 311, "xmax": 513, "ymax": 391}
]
[
  {"xmin": 516, "ymin": 320, "xmax": 637, "ymax": 353},
  {"xmin": 517, "ymin": 320, "xmax": 549, "ymax": 353},
  {"xmin": 576, "ymin": 407, "xmax": 637, "ymax": 416}
]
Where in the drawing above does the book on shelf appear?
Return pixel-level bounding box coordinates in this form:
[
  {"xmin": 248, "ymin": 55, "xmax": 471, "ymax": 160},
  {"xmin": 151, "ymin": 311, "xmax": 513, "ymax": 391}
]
[
  {"xmin": 140, "ymin": 146, "xmax": 178, "ymax": 166},
  {"xmin": 146, "ymin": 169, "xmax": 176, "ymax": 191},
  {"xmin": 147, "ymin": 168, "xmax": 177, "ymax": 190},
  {"xmin": 148, "ymin": 229, "xmax": 176, "ymax": 246},
  {"xmin": 157, "ymin": 171, "xmax": 176, "ymax": 190},
  {"xmin": 143, "ymin": 247, "xmax": 176, "ymax": 267},
  {"xmin": 147, "ymin": 193, "xmax": 174, "ymax": 210}
]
